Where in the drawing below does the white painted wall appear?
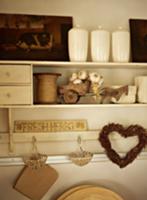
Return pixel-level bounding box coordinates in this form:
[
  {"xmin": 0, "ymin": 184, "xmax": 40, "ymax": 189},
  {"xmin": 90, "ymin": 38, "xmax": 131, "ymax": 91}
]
[
  {"xmin": 0, "ymin": 0, "xmax": 147, "ymax": 30},
  {"xmin": 0, "ymin": 0, "xmax": 147, "ymax": 200},
  {"xmin": 0, "ymin": 160, "xmax": 147, "ymax": 200}
]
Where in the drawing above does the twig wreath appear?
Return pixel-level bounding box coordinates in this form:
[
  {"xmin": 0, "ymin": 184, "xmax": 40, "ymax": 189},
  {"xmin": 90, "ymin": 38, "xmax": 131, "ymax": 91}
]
[{"xmin": 99, "ymin": 123, "xmax": 147, "ymax": 168}]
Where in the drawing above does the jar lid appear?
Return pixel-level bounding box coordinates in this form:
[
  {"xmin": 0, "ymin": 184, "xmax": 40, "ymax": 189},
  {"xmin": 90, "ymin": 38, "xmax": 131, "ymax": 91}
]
[
  {"xmin": 113, "ymin": 26, "xmax": 129, "ymax": 33},
  {"xmin": 91, "ymin": 25, "xmax": 109, "ymax": 33},
  {"xmin": 34, "ymin": 73, "xmax": 61, "ymax": 77},
  {"xmin": 69, "ymin": 24, "xmax": 87, "ymax": 31}
]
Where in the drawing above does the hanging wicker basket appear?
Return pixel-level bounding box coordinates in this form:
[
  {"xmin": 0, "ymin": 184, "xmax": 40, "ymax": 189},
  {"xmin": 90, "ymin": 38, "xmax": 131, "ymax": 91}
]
[{"xmin": 69, "ymin": 151, "xmax": 93, "ymax": 166}]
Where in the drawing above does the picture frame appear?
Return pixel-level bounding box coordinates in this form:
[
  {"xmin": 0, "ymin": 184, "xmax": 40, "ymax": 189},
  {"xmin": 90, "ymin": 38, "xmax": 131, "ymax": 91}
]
[
  {"xmin": 129, "ymin": 19, "xmax": 147, "ymax": 62},
  {"xmin": 0, "ymin": 14, "xmax": 73, "ymax": 61}
]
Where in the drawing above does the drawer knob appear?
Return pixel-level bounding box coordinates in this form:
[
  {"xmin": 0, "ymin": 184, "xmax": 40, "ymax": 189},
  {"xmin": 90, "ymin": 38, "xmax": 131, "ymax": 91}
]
[
  {"xmin": 6, "ymin": 93, "xmax": 11, "ymax": 98},
  {"xmin": 6, "ymin": 72, "xmax": 10, "ymax": 77}
]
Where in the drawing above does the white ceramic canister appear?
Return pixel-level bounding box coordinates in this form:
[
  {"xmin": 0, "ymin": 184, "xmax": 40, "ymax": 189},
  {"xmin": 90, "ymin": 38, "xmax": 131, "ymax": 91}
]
[
  {"xmin": 91, "ymin": 26, "xmax": 110, "ymax": 62},
  {"xmin": 112, "ymin": 27, "xmax": 130, "ymax": 62},
  {"xmin": 68, "ymin": 25, "xmax": 88, "ymax": 62},
  {"xmin": 135, "ymin": 76, "xmax": 147, "ymax": 103}
]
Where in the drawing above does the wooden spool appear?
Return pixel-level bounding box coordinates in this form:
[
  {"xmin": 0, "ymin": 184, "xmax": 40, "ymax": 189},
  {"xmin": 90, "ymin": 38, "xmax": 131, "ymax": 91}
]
[{"xmin": 35, "ymin": 73, "xmax": 61, "ymax": 104}]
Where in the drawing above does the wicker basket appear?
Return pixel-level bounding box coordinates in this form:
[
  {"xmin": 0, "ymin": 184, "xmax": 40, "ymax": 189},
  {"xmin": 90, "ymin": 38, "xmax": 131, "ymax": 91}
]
[
  {"xmin": 35, "ymin": 73, "xmax": 61, "ymax": 104},
  {"xmin": 69, "ymin": 151, "xmax": 93, "ymax": 166}
]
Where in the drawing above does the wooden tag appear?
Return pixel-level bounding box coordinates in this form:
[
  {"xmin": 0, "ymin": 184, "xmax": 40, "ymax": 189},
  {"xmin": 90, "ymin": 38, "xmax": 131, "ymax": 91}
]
[
  {"xmin": 14, "ymin": 165, "xmax": 58, "ymax": 200},
  {"xmin": 14, "ymin": 120, "xmax": 87, "ymax": 132}
]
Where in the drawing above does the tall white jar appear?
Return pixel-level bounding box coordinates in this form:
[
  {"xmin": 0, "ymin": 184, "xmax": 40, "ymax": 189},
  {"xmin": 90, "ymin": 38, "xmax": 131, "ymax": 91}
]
[
  {"xmin": 91, "ymin": 26, "xmax": 110, "ymax": 62},
  {"xmin": 68, "ymin": 25, "xmax": 88, "ymax": 62},
  {"xmin": 112, "ymin": 27, "xmax": 130, "ymax": 62}
]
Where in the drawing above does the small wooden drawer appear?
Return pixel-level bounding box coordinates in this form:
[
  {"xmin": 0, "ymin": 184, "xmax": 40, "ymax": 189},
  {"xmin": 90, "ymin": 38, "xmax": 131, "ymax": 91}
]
[
  {"xmin": 0, "ymin": 65, "xmax": 31, "ymax": 84},
  {"xmin": 0, "ymin": 86, "xmax": 32, "ymax": 105}
]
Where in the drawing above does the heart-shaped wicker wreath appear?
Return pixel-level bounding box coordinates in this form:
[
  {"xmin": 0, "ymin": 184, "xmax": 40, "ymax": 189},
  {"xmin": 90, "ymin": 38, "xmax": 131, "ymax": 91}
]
[{"xmin": 99, "ymin": 123, "xmax": 147, "ymax": 168}]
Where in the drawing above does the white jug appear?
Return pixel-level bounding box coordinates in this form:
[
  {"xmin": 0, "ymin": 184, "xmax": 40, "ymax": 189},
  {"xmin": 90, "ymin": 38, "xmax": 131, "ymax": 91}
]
[
  {"xmin": 112, "ymin": 27, "xmax": 130, "ymax": 62},
  {"xmin": 91, "ymin": 26, "xmax": 110, "ymax": 62},
  {"xmin": 68, "ymin": 25, "xmax": 88, "ymax": 62}
]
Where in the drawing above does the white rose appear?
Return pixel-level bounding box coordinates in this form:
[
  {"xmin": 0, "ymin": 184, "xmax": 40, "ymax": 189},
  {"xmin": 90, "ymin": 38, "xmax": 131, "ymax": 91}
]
[
  {"xmin": 73, "ymin": 79, "xmax": 82, "ymax": 84},
  {"xmin": 89, "ymin": 72, "xmax": 101, "ymax": 83},
  {"xmin": 69, "ymin": 72, "xmax": 78, "ymax": 82},
  {"xmin": 98, "ymin": 77, "xmax": 104, "ymax": 86},
  {"xmin": 78, "ymin": 70, "xmax": 88, "ymax": 80}
]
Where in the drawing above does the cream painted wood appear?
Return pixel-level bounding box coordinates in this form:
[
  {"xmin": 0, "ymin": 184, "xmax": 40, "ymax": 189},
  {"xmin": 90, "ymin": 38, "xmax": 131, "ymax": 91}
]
[
  {"xmin": 0, "ymin": 130, "xmax": 144, "ymax": 143},
  {"xmin": 0, "ymin": 131, "xmax": 147, "ymax": 154},
  {"xmin": 8, "ymin": 108, "xmax": 13, "ymax": 152},
  {"xmin": 0, "ymin": 60, "xmax": 147, "ymax": 69},
  {"xmin": 0, "ymin": 86, "xmax": 32, "ymax": 105},
  {"xmin": 0, "ymin": 65, "xmax": 31, "ymax": 84},
  {"xmin": 0, "ymin": 153, "xmax": 147, "ymax": 166},
  {"xmin": 0, "ymin": 104, "xmax": 147, "ymax": 109}
]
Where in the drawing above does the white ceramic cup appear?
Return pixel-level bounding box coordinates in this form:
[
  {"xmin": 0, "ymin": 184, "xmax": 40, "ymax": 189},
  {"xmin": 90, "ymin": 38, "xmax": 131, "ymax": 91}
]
[{"xmin": 135, "ymin": 76, "xmax": 147, "ymax": 103}]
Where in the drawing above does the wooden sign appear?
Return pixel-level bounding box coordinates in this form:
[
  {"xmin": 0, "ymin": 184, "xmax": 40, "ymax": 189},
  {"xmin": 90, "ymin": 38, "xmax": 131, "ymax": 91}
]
[{"xmin": 14, "ymin": 120, "xmax": 88, "ymax": 133}]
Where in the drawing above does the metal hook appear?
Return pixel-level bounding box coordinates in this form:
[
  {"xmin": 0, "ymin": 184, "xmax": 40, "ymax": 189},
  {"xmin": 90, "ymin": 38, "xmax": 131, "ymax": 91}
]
[
  {"xmin": 32, "ymin": 136, "xmax": 38, "ymax": 155},
  {"xmin": 77, "ymin": 136, "xmax": 84, "ymax": 153}
]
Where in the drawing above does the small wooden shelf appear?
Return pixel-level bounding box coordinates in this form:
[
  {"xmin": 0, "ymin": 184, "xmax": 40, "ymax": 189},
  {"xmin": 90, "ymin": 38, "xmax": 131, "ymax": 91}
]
[
  {"xmin": 0, "ymin": 131, "xmax": 98, "ymax": 143},
  {"xmin": 0, "ymin": 129, "xmax": 147, "ymax": 143},
  {"xmin": 0, "ymin": 152, "xmax": 147, "ymax": 166}
]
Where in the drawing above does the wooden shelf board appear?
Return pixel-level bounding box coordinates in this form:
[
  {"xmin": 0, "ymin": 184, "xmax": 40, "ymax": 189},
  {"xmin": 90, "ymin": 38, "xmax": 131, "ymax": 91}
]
[
  {"xmin": 0, "ymin": 60, "xmax": 147, "ymax": 69},
  {"xmin": 0, "ymin": 103, "xmax": 147, "ymax": 109}
]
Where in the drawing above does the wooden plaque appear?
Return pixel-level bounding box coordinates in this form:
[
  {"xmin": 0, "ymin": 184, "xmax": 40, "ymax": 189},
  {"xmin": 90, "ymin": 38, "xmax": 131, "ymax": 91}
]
[{"xmin": 14, "ymin": 120, "xmax": 88, "ymax": 133}]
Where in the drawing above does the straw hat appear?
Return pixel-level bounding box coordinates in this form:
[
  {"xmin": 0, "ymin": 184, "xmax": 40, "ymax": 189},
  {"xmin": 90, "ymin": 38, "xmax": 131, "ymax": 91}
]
[
  {"xmin": 58, "ymin": 186, "xmax": 124, "ymax": 200},
  {"xmin": 57, "ymin": 185, "xmax": 92, "ymax": 200}
]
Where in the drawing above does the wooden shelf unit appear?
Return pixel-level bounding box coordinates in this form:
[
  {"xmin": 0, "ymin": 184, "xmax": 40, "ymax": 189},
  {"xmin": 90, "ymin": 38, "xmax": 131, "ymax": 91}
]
[{"xmin": 0, "ymin": 61, "xmax": 147, "ymax": 155}]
